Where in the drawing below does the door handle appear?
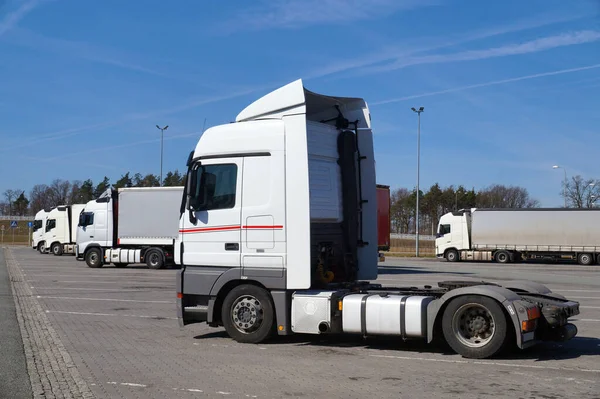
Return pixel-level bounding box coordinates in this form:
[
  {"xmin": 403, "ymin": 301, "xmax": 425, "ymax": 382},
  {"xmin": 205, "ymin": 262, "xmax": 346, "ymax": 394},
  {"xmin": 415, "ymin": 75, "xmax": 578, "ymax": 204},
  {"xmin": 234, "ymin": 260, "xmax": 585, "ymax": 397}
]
[
  {"xmin": 225, "ymin": 243, "xmax": 239, "ymax": 251},
  {"xmin": 90, "ymin": 236, "xmax": 94, "ymax": 238}
]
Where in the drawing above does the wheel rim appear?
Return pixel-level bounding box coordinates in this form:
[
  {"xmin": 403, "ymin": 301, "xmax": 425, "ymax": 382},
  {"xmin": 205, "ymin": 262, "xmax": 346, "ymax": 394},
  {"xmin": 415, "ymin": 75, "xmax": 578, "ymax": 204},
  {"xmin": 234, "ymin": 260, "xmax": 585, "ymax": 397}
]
[
  {"xmin": 149, "ymin": 253, "xmax": 159, "ymax": 266},
  {"xmin": 498, "ymin": 253, "xmax": 507, "ymax": 262},
  {"xmin": 231, "ymin": 295, "xmax": 264, "ymax": 334},
  {"xmin": 448, "ymin": 252, "xmax": 456, "ymax": 261},
  {"xmin": 89, "ymin": 252, "xmax": 98, "ymax": 265},
  {"xmin": 581, "ymin": 254, "xmax": 591, "ymax": 264},
  {"xmin": 451, "ymin": 303, "xmax": 496, "ymax": 348},
  {"xmin": 53, "ymin": 246, "xmax": 59, "ymax": 254}
]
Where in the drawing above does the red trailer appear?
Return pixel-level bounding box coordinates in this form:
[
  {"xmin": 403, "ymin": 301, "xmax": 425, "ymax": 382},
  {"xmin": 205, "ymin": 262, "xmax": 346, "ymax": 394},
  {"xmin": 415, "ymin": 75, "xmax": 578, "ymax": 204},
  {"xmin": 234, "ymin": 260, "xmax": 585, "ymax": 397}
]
[{"xmin": 376, "ymin": 184, "xmax": 391, "ymax": 260}]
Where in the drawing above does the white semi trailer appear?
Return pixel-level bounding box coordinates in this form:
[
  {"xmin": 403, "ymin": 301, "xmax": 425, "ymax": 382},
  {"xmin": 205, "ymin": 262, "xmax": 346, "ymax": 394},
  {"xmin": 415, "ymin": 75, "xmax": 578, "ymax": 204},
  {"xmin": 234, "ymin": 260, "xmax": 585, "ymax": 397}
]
[
  {"xmin": 32, "ymin": 209, "xmax": 49, "ymax": 253},
  {"xmin": 76, "ymin": 186, "xmax": 184, "ymax": 269},
  {"xmin": 436, "ymin": 208, "xmax": 600, "ymax": 265},
  {"xmin": 175, "ymin": 79, "xmax": 580, "ymax": 359},
  {"xmin": 43, "ymin": 204, "xmax": 86, "ymax": 256}
]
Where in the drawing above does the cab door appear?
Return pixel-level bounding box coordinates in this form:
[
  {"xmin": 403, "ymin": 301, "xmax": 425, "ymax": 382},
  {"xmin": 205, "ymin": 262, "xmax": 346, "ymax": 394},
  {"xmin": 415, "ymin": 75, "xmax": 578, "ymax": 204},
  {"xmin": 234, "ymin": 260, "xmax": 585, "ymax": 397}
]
[{"xmin": 180, "ymin": 158, "xmax": 243, "ymax": 267}]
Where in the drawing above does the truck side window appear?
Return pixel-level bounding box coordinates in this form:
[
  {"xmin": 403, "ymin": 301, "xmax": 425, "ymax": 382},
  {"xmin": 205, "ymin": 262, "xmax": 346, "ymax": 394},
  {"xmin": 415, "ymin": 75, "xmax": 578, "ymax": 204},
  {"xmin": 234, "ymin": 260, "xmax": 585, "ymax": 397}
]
[
  {"xmin": 46, "ymin": 219, "xmax": 56, "ymax": 232},
  {"xmin": 195, "ymin": 163, "xmax": 238, "ymax": 211},
  {"xmin": 440, "ymin": 224, "xmax": 451, "ymax": 235}
]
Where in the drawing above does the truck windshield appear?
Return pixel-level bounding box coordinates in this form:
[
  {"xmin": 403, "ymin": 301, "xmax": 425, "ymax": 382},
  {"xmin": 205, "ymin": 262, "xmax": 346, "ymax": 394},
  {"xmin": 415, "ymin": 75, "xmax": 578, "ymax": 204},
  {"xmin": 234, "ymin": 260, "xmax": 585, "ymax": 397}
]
[{"xmin": 33, "ymin": 220, "xmax": 43, "ymax": 232}]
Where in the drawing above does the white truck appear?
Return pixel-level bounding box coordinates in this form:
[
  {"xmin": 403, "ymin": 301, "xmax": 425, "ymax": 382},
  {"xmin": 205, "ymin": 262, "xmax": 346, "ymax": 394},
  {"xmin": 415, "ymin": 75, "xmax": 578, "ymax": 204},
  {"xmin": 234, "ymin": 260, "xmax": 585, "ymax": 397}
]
[
  {"xmin": 32, "ymin": 209, "xmax": 49, "ymax": 253},
  {"xmin": 43, "ymin": 204, "xmax": 86, "ymax": 256},
  {"xmin": 436, "ymin": 208, "xmax": 600, "ymax": 265},
  {"xmin": 75, "ymin": 186, "xmax": 184, "ymax": 269},
  {"xmin": 175, "ymin": 79, "xmax": 580, "ymax": 359}
]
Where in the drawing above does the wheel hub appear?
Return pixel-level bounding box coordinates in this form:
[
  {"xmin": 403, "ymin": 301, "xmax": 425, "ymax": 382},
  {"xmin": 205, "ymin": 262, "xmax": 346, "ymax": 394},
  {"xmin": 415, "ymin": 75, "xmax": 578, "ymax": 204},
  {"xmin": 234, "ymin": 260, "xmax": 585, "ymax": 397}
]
[
  {"xmin": 232, "ymin": 296, "xmax": 263, "ymax": 333},
  {"xmin": 452, "ymin": 303, "xmax": 496, "ymax": 348}
]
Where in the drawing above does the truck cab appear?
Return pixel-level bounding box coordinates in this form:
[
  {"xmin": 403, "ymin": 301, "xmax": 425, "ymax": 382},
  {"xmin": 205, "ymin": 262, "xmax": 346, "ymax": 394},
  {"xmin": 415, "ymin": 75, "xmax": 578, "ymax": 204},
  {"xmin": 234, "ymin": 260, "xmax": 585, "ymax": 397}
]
[
  {"xmin": 435, "ymin": 210, "xmax": 471, "ymax": 261},
  {"xmin": 32, "ymin": 209, "xmax": 49, "ymax": 253},
  {"xmin": 75, "ymin": 189, "xmax": 113, "ymax": 261},
  {"xmin": 43, "ymin": 204, "xmax": 85, "ymax": 255}
]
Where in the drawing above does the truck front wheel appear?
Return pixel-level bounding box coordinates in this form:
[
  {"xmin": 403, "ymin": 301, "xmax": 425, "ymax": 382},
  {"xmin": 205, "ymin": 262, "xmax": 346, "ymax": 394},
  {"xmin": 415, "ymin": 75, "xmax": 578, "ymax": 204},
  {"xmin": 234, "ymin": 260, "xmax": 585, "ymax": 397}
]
[
  {"xmin": 442, "ymin": 295, "xmax": 510, "ymax": 359},
  {"xmin": 85, "ymin": 248, "xmax": 103, "ymax": 268},
  {"xmin": 51, "ymin": 243, "xmax": 63, "ymax": 256},
  {"xmin": 221, "ymin": 285, "xmax": 275, "ymax": 344},
  {"xmin": 445, "ymin": 249, "xmax": 459, "ymax": 262}
]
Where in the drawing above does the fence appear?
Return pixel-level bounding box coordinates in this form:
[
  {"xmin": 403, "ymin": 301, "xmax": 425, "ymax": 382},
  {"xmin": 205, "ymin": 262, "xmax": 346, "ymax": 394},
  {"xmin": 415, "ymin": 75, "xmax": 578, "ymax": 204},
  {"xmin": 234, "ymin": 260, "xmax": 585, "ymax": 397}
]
[
  {"xmin": 0, "ymin": 216, "xmax": 34, "ymax": 221},
  {"xmin": 391, "ymin": 233, "xmax": 436, "ymax": 241}
]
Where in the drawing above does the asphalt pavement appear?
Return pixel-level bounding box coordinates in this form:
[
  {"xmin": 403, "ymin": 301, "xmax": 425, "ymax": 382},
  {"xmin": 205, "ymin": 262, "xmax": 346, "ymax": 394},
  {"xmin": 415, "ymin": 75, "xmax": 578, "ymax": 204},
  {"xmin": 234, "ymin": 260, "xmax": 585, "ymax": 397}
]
[
  {"xmin": 0, "ymin": 248, "xmax": 33, "ymax": 399},
  {"xmin": 3, "ymin": 247, "xmax": 600, "ymax": 398}
]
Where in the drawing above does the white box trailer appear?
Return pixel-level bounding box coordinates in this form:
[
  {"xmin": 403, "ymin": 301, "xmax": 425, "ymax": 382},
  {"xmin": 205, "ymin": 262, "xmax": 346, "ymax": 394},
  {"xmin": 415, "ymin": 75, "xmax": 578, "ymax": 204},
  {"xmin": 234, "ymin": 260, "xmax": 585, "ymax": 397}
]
[
  {"xmin": 76, "ymin": 186, "xmax": 184, "ymax": 268},
  {"xmin": 175, "ymin": 79, "xmax": 580, "ymax": 360},
  {"xmin": 43, "ymin": 204, "xmax": 86, "ymax": 255},
  {"xmin": 436, "ymin": 208, "xmax": 600, "ymax": 265}
]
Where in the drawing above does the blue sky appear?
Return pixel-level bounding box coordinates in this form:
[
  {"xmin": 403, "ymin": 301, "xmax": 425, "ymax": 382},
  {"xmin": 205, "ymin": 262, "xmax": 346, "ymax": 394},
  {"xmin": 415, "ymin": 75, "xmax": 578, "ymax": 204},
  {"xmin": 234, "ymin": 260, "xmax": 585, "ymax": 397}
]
[{"xmin": 1, "ymin": 0, "xmax": 599, "ymax": 207}]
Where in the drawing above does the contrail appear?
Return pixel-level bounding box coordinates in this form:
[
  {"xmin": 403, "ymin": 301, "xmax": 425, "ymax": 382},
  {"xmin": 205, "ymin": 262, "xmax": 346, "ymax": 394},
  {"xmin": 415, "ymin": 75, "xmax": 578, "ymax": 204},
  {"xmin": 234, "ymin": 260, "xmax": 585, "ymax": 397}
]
[{"xmin": 372, "ymin": 63, "xmax": 600, "ymax": 105}]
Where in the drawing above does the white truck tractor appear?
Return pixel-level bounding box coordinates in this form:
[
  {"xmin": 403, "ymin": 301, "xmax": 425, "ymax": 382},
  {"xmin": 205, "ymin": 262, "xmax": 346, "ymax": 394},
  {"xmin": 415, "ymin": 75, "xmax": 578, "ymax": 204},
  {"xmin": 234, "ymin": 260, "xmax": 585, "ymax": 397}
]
[
  {"xmin": 32, "ymin": 209, "xmax": 49, "ymax": 253},
  {"xmin": 174, "ymin": 79, "xmax": 580, "ymax": 359}
]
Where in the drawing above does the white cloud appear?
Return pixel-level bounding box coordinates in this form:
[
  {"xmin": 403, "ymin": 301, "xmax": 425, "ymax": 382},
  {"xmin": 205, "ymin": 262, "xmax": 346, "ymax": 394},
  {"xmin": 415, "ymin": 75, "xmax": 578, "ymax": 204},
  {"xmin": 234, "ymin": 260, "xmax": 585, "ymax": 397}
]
[
  {"xmin": 0, "ymin": 0, "xmax": 40, "ymax": 37},
  {"xmin": 360, "ymin": 30, "xmax": 600, "ymax": 75},
  {"xmin": 304, "ymin": 12, "xmax": 591, "ymax": 81},
  {"xmin": 219, "ymin": 0, "xmax": 438, "ymax": 33},
  {"xmin": 371, "ymin": 63, "xmax": 600, "ymax": 105}
]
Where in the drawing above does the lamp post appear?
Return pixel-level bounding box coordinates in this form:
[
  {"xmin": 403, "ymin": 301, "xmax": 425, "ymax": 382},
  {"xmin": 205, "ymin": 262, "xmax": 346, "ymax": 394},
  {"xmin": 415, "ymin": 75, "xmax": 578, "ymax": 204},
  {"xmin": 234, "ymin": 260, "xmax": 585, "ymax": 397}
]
[
  {"xmin": 411, "ymin": 106, "xmax": 424, "ymax": 256},
  {"xmin": 156, "ymin": 125, "xmax": 169, "ymax": 186},
  {"xmin": 552, "ymin": 165, "xmax": 567, "ymax": 208}
]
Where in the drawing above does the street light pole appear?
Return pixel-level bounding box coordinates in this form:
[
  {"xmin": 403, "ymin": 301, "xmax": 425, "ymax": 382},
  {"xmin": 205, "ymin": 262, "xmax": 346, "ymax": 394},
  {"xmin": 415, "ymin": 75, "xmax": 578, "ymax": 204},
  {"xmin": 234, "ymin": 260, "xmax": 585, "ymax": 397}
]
[
  {"xmin": 552, "ymin": 165, "xmax": 567, "ymax": 208},
  {"xmin": 411, "ymin": 107, "xmax": 424, "ymax": 257},
  {"xmin": 156, "ymin": 125, "xmax": 169, "ymax": 186}
]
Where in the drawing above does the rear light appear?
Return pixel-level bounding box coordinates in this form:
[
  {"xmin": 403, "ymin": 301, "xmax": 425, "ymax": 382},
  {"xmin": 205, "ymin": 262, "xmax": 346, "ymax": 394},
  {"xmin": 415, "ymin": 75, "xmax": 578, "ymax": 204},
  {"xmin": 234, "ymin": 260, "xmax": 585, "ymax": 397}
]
[
  {"xmin": 527, "ymin": 306, "xmax": 541, "ymax": 320},
  {"xmin": 177, "ymin": 292, "xmax": 183, "ymax": 299},
  {"xmin": 522, "ymin": 319, "xmax": 537, "ymax": 332}
]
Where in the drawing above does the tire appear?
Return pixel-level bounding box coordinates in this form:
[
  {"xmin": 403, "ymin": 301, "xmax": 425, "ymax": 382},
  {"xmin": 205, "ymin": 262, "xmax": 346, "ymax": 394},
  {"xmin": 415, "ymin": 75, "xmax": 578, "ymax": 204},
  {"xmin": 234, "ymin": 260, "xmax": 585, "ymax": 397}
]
[
  {"xmin": 85, "ymin": 248, "xmax": 103, "ymax": 268},
  {"xmin": 37, "ymin": 242, "xmax": 45, "ymax": 254},
  {"xmin": 145, "ymin": 249, "xmax": 164, "ymax": 269},
  {"xmin": 114, "ymin": 263, "xmax": 128, "ymax": 268},
  {"xmin": 221, "ymin": 285, "xmax": 275, "ymax": 344},
  {"xmin": 442, "ymin": 295, "xmax": 510, "ymax": 359},
  {"xmin": 51, "ymin": 243, "xmax": 63, "ymax": 256},
  {"xmin": 445, "ymin": 249, "xmax": 459, "ymax": 262},
  {"xmin": 578, "ymin": 253, "xmax": 593, "ymax": 266},
  {"xmin": 495, "ymin": 250, "xmax": 511, "ymax": 264}
]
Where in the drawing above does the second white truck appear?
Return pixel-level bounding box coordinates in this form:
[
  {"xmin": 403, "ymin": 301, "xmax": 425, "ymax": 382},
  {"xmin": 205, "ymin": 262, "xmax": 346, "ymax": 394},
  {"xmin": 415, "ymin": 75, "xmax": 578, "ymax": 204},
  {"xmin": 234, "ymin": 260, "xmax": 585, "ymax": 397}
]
[
  {"xmin": 76, "ymin": 186, "xmax": 184, "ymax": 268},
  {"xmin": 436, "ymin": 208, "xmax": 600, "ymax": 265},
  {"xmin": 43, "ymin": 204, "xmax": 86, "ymax": 256}
]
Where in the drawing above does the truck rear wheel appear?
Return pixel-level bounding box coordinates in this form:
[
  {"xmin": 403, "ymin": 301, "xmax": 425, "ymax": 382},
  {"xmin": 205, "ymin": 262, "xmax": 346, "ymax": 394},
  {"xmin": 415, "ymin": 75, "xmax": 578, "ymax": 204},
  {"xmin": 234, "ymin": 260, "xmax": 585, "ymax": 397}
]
[
  {"xmin": 494, "ymin": 250, "xmax": 511, "ymax": 264},
  {"xmin": 578, "ymin": 253, "xmax": 593, "ymax": 266},
  {"xmin": 221, "ymin": 285, "xmax": 275, "ymax": 344},
  {"xmin": 442, "ymin": 295, "xmax": 509, "ymax": 359},
  {"xmin": 145, "ymin": 249, "xmax": 164, "ymax": 269},
  {"xmin": 85, "ymin": 248, "xmax": 103, "ymax": 268},
  {"xmin": 51, "ymin": 243, "xmax": 63, "ymax": 256},
  {"xmin": 445, "ymin": 249, "xmax": 459, "ymax": 262}
]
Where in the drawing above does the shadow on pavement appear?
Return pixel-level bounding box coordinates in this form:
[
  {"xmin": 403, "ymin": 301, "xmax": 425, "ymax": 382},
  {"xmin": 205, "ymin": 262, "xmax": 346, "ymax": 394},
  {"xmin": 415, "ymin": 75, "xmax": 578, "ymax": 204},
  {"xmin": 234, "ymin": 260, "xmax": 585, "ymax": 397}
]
[{"xmin": 193, "ymin": 331, "xmax": 600, "ymax": 361}]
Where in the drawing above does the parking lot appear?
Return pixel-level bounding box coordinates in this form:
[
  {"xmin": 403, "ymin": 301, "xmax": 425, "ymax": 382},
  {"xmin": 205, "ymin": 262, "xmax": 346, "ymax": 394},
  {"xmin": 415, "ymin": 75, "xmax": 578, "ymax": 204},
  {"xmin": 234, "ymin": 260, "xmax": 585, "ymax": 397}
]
[{"xmin": 3, "ymin": 246, "xmax": 600, "ymax": 398}]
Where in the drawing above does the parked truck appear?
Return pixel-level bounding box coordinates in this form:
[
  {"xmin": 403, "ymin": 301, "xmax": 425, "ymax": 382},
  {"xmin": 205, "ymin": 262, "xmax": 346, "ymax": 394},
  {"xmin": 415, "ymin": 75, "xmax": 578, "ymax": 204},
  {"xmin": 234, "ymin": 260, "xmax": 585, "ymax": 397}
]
[
  {"xmin": 32, "ymin": 209, "xmax": 49, "ymax": 253},
  {"xmin": 76, "ymin": 186, "xmax": 184, "ymax": 269},
  {"xmin": 436, "ymin": 207, "xmax": 600, "ymax": 265},
  {"xmin": 43, "ymin": 204, "xmax": 86, "ymax": 256},
  {"xmin": 175, "ymin": 79, "xmax": 580, "ymax": 359}
]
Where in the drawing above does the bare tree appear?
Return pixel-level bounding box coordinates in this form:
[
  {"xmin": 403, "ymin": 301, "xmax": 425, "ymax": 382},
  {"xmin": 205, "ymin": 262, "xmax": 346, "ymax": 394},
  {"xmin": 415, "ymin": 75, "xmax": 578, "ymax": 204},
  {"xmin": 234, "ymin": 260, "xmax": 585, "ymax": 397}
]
[
  {"xmin": 564, "ymin": 175, "xmax": 600, "ymax": 208},
  {"xmin": 46, "ymin": 179, "xmax": 72, "ymax": 207},
  {"xmin": 3, "ymin": 189, "xmax": 20, "ymax": 215},
  {"xmin": 477, "ymin": 184, "xmax": 539, "ymax": 208}
]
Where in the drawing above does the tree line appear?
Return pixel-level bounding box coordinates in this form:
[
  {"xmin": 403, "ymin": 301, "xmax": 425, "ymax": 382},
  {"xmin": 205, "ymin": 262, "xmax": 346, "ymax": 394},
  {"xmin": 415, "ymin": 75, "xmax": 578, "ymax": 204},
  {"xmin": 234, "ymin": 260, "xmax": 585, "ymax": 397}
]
[{"xmin": 0, "ymin": 170, "xmax": 185, "ymax": 216}]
